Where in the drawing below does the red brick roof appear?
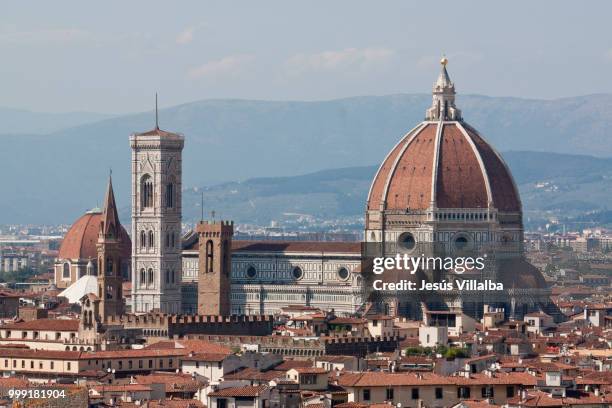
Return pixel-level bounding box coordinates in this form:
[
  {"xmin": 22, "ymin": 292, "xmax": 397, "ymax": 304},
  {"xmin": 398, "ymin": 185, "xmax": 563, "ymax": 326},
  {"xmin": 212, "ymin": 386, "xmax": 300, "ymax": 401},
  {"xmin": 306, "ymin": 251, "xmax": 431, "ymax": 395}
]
[
  {"xmin": 337, "ymin": 371, "xmax": 537, "ymax": 387},
  {"xmin": 146, "ymin": 339, "xmax": 232, "ymax": 355},
  {"xmin": 231, "ymin": 241, "xmax": 361, "ymax": 254},
  {"xmin": 0, "ymin": 318, "xmax": 79, "ymax": 331},
  {"xmin": 223, "ymin": 367, "xmax": 285, "ymax": 381},
  {"xmin": 290, "ymin": 367, "xmax": 329, "ymax": 374},
  {"xmin": 134, "ymin": 373, "xmax": 205, "ymax": 393},
  {"xmin": 208, "ymin": 385, "xmax": 268, "ymax": 397}
]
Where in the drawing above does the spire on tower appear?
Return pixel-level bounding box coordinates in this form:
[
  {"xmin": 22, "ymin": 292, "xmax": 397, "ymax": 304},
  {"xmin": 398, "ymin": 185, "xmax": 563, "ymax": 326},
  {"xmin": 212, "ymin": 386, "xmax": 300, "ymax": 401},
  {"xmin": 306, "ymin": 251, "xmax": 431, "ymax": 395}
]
[
  {"xmin": 425, "ymin": 56, "xmax": 462, "ymax": 121},
  {"xmin": 100, "ymin": 173, "xmax": 121, "ymax": 239},
  {"xmin": 155, "ymin": 92, "xmax": 159, "ymax": 130}
]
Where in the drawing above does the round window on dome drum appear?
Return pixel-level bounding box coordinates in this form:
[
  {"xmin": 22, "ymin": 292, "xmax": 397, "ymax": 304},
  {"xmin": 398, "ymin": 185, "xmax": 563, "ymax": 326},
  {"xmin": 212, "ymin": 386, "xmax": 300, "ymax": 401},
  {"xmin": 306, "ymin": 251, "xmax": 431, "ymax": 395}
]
[
  {"xmin": 398, "ymin": 232, "xmax": 416, "ymax": 251},
  {"xmin": 246, "ymin": 266, "xmax": 257, "ymax": 278},
  {"xmin": 292, "ymin": 266, "xmax": 303, "ymax": 280},
  {"xmin": 337, "ymin": 267, "xmax": 349, "ymax": 280},
  {"xmin": 454, "ymin": 235, "xmax": 469, "ymax": 251}
]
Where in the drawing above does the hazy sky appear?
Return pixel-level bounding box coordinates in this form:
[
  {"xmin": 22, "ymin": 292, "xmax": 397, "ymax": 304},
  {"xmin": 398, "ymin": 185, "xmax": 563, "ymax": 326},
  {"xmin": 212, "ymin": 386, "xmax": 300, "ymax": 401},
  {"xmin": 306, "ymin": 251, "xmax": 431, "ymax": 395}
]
[{"xmin": 2, "ymin": 1, "xmax": 611, "ymax": 114}]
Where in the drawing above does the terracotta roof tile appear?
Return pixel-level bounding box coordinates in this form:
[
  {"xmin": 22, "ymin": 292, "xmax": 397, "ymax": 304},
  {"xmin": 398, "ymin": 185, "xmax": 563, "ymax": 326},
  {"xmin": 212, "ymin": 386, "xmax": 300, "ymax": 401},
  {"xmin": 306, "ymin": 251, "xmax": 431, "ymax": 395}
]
[{"xmin": 208, "ymin": 385, "xmax": 268, "ymax": 397}]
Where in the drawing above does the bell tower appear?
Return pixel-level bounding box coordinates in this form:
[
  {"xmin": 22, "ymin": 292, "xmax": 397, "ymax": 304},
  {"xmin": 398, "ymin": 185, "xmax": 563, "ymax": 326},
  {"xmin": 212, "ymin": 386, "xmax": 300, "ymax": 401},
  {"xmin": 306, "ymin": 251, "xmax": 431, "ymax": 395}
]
[
  {"xmin": 97, "ymin": 175, "xmax": 125, "ymax": 320},
  {"xmin": 130, "ymin": 100, "xmax": 184, "ymax": 314},
  {"xmin": 197, "ymin": 220, "xmax": 233, "ymax": 315}
]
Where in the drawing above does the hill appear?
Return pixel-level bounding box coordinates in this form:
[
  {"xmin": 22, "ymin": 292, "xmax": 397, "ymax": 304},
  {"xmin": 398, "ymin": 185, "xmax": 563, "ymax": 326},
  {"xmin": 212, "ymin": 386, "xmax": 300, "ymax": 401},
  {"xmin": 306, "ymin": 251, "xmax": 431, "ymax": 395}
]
[
  {"xmin": 179, "ymin": 151, "xmax": 612, "ymax": 229},
  {"xmin": 2, "ymin": 94, "xmax": 612, "ymax": 223}
]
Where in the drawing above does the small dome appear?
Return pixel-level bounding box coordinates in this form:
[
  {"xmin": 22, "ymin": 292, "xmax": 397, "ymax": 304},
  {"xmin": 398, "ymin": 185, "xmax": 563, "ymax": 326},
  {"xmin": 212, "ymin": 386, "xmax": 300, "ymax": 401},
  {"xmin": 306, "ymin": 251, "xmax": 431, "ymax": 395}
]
[{"xmin": 58, "ymin": 210, "xmax": 131, "ymax": 260}]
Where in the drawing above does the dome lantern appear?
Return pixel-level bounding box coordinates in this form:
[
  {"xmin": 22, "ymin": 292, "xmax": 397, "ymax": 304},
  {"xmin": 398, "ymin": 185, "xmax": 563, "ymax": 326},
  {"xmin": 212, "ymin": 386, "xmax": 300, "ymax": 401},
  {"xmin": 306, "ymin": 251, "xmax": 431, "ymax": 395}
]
[{"xmin": 425, "ymin": 57, "xmax": 462, "ymax": 121}]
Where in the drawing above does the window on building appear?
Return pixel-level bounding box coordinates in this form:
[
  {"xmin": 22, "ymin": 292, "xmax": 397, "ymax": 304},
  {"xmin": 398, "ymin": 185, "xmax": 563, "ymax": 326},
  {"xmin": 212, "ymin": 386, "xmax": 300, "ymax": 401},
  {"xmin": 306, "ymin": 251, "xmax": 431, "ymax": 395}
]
[
  {"xmin": 363, "ymin": 389, "xmax": 370, "ymax": 401},
  {"xmin": 160, "ymin": 360, "xmax": 163, "ymax": 368},
  {"xmin": 106, "ymin": 257, "xmax": 113, "ymax": 275},
  {"xmin": 166, "ymin": 183, "xmax": 174, "ymax": 208},
  {"xmin": 141, "ymin": 175, "xmax": 153, "ymax": 208},
  {"xmin": 139, "ymin": 360, "xmax": 143, "ymax": 369},
  {"xmin": 435, "ymin": 387, "xmax": 443, "ymax": 399},
  {"xmin": 149, "ymin": 360, "xmax": 153, "ymax": 369},
  {"xmin": 147, "ymin": 269, "xmax": 154, "ymax": 286},
  {"xmin": 140, "ymin": 269, "xmax": 146, "ymax": 287},
  {"xmin": 169, "ymin": 359, "xmax": 173, "ymax": 367},
  {"xmin": 128, "ymin": 360, "xmax": 133, "ymax": 369},
  {"xmin": 67, "ymin": 362, "xmax": 71, "ymax": 370},
  {"xmin": 482, "ymin": 387, "xmax": 494, "ymax": 398},
  {"xmin": 206, "ymin": 240, "xmax": 214, "ymax": 273},
  {"xmin": 140, "ymin": 231, "xmax": 146, "ymax": 248},
  {"xmin": 386, "ymin": 388, "xmax": 394, "ymax": 400},
  {"xmin": 506, "ymin": 386, "xmax": 515, "ymax": 398},
  {"xmin": 63, "ymin": 263, "xmax": 70, "ymax": 278},
  {"xmin": 30, "ymin": 361, "xmax": 34, "ymax": 369},
  {"xmin": 411, "ymin": 388, "xmax": 419, "ymax": 400},
  {"xmin": 50, "ymin": 362, "xmax": 54, "ymax": 369},
  {"xmin": 458, "ymin": 387, "xmax": 470, "ymax": 399},
  {"xmin": 148, "ymin": 231, "xmax": 154, "ymax": 248}
]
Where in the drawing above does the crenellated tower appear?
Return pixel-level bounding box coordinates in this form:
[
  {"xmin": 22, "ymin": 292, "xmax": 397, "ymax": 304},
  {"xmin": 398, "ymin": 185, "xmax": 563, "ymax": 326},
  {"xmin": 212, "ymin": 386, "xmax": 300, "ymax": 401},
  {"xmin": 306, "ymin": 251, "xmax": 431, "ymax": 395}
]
[{"xmin": 196, "ymin": 220, "xmax": 233, "ymax": 315}]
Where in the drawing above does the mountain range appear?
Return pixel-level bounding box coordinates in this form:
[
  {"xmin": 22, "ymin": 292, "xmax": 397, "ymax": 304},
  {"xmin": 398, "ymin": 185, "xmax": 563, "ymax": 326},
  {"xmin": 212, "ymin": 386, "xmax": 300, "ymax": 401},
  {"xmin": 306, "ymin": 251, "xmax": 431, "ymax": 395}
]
[{"xmin": 1, "ymin": 94, "xmax": 612, "ymax": 225}]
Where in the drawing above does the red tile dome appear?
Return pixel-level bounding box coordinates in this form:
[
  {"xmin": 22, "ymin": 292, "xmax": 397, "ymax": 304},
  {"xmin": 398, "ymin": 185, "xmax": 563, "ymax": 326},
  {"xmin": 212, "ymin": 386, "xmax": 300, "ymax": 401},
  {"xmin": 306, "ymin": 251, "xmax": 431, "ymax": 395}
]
[
  {"xmin": 367, "ymin": 60, "xmax": 520, "ymax": 214},
  {"xmin": 58, "ymin": 210, "xmax": 131, "ymax": 260},
  {"xmin": 367, "ymin": 121, "xmax": 520, "ymax": 213}
]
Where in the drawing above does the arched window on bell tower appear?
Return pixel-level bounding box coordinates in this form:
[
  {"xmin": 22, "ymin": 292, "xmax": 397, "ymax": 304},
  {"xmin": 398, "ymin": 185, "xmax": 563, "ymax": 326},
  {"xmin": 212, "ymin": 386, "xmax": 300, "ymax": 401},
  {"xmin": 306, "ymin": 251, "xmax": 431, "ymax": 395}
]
[
  {"xmin": 205, "ymin": 240, "xmax": 214, "ymax": 273},
  {"xmin": 140, "ymin": 231, "xmax": 146, "ymax": 249},
  {"xmin": 148, "ymin": 231, "xmax": 154, "ymax": 248},
  {"xmin": 140, "ymin": 175, "xmax": 153, "ymax": 208},
  {"xmin": 165, "ymin": 183, "xmax": 174, "ymax": 208},
  {"xmin": 106, "ymin": 257, "xmax": 113, "ymax": 275},
  {"xmin": 147, "ymin": 268, "xmax": 154, "ymax": 287}
]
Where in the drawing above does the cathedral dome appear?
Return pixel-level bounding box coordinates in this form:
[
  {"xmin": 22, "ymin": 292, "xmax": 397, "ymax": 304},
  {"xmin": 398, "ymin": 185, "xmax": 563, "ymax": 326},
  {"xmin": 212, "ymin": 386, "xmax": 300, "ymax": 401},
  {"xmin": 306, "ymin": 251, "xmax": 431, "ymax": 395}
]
[
  {"xmin": 367, "ymin": 61, "xmax": 520, "ymax": 214},
  {"xmin": 58, "ymin": 210, "xmax": 131, "ymax": 260}
]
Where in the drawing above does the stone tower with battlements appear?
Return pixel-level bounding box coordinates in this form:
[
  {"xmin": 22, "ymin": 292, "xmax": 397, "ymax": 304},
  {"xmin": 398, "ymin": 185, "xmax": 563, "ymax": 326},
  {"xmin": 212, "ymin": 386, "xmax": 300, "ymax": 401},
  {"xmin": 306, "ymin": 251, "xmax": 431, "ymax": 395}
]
[
  {"xmin": 130, "ymin": 116, "xmax": 184, "ymax": 314},
  {"xmin": 197, "ymin": 220, "xmax": 233, "ymax": 315}
]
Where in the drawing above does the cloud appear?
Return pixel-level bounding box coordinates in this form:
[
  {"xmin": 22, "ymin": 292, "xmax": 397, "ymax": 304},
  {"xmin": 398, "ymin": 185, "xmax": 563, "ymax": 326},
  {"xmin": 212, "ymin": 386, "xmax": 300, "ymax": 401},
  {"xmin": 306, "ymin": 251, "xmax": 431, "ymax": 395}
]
[
  {"xmin": 175, "ymin": 24, "xmax": 207, "ymax": 45},
  {"xmin": 176, "ymin": 27, "xmax": 195, "ymax": 45},
  {"xmin": 0, "ymin": 27, "xmax": 92, "ymax": 45},
  {"xmin": 187, "ymin": 55, "xmax": 253, "ymax": 79},
  {"xmin": 285, "ymin": 47, "xmax": 395, "ymax": 76}
]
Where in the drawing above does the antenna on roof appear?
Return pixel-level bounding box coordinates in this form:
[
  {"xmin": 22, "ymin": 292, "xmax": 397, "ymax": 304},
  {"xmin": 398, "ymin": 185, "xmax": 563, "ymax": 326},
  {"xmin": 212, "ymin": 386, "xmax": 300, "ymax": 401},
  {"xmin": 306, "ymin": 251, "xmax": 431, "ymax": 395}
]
[
  {"xmin": 201, "ymin": 192, "xmax": 204, "ymax": 222},
  {"xmin": 155, "ymin": 92, "xmax": 159, "ymax": 129}
]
